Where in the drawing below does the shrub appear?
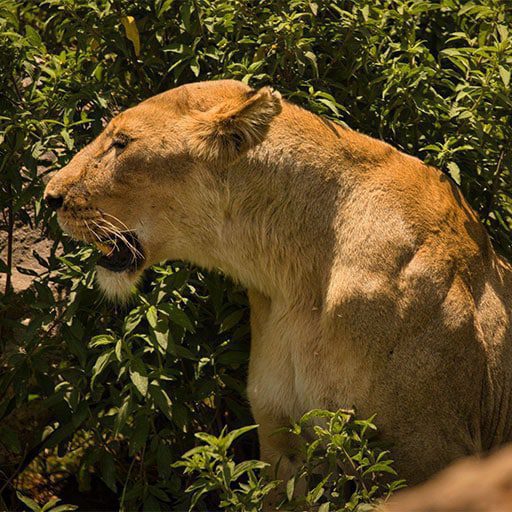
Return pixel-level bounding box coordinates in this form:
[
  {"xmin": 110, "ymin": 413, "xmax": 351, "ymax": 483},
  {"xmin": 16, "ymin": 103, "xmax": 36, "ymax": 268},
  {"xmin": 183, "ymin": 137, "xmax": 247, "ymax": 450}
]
[
  {"xmin": 0, "ymin": 0, "xmax": 510, "ymax": 510},
  {"xmin": 176, "ymin": 410, "xmax": 405, "ymax": 511}
]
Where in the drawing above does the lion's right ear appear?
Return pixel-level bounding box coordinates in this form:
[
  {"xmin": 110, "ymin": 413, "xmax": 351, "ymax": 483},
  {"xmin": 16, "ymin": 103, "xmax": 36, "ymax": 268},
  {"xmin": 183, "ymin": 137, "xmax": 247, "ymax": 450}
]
[{"xmin": 187, "ymin": 87, "xmax": 282, "ymax": 163}]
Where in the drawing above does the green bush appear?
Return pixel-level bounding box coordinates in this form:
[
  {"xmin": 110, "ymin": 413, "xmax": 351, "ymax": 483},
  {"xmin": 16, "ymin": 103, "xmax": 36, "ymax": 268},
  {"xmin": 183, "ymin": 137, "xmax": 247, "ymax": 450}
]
[
  {"xmin": 177, "ymin": 410, "xmax": 405, "ymax": 511},
  {"xmin": 0, "ymin": 0, "xmax": 510, "ymax": 510}
]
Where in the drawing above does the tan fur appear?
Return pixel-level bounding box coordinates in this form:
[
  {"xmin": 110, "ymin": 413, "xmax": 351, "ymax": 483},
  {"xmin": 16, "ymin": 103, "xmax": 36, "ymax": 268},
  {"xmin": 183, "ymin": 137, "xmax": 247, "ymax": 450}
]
[{"xmin": 45, "ymin": 80, "xmax": 512, "ymax": 491}]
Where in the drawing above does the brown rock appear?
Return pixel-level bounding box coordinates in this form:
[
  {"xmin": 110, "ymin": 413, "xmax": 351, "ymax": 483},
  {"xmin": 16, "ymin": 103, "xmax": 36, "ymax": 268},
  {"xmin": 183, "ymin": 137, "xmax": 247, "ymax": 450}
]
[{"xmin": 381, "ymin": 445, "xmax": 512, "ymax": 511}]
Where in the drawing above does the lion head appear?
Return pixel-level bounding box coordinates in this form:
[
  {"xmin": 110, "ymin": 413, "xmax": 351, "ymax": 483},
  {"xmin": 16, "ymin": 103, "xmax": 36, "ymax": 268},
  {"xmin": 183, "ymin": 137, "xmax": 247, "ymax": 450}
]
[{"xmin": 44, "ymin": 80, "xmax": 282, "ymax": 300}]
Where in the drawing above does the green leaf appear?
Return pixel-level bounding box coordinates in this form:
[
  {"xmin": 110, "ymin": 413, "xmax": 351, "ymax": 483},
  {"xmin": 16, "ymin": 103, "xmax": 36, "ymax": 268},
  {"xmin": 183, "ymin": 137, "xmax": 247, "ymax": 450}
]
[
  {"xmin": 154, "ymin": 329, "xmax": 169, "ymax": 353},
  {"xmin": 223, "ymin": 424, "xmax": 258, "ymax": 449},
  {"xmin": 91, "ymin": 349, "xmax": 114, "ymax": 387},
  {"xmin": 48, "ymin": 505, "xmax": 79, "ymax": 512},
  {"xmin": 162, "ymin": 304, "xmax": 195, "ymax": 332},
  {"xmin": 150, "ymin": 383, "xmax": 173, "ymax": 420},
  {"xmin": 190, "ymin": 57, "xmax": 200, "ymax": 77},
  {"xmin": 99, "ymin": 451, "xmax": 117, "ymax": 492},
  {"xmin": 219, "ymin": 309, "xmax": 244, "ymax": 333},
  {"xmin": 146, "ymin": 305, "xmax": 158, "ymax": 328},
  {"xmin": 447, "ymin": 161, "xmax": 461, "ymax": 185},
  {"xmin": 121, "ymin": 16, "xmax": 141, "ymax": 56},
  {"xmin": 157, "ymin": 443, "xmax": 173, "ymax": 478},
  {"xmin": 286, "ymin": 476, "xmax": 295, "ymax": 501},
  {"xmin": 130, "ymin": 357, "xmax": 148, "ymax": 396},
  {"xmin": 124, "ymin": 308, "xmax": 143, "ymax": 334},
  {"xmin": 89, "ymin": 334, "xmax": 115, "ymax": 348},
  {"xmin": 115, "ymin": 339, "xmax": 123, "ymax": 362},
  {"xmin": 114, "ymin": 398, "xmax": 131, "ymax": 436},
  {"xmin": 362, "ymin": 462, "xmax": 398, "ymax": 477},
  {"xmin": 17, "ymin": 493, "xmax": 41, "ymax": 512},
  {"xmin": 41, "ymin": 497, "xmax": 61, "ymax": 512},
  {"xmin": 25, "ymin": 25, "xmax": 43, "ymax": 49},
  {"xmin": 232, "ymin": 460, "xmax": 268, "ymax": 480},
  {"xmin": 130, "ymin": 415, "xmax": 150, "ymax": 454},
  {"xmin": 0, "ymin": 426, "xmax": 21, "ymax": 453},
  {"xmin": 499, "ymin": 65, "xmax": 510, "ymax": 87},
  {"xmin": 305, "ymin": 51, "xmax": 318, "ymax": 77}
]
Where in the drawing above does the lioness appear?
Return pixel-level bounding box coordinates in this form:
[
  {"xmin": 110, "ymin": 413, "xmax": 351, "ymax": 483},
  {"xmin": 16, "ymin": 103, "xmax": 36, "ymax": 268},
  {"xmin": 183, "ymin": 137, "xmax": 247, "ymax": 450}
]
[{"xmin": 44, "ymin": 80, "xmax": 512, "ymax": 487}]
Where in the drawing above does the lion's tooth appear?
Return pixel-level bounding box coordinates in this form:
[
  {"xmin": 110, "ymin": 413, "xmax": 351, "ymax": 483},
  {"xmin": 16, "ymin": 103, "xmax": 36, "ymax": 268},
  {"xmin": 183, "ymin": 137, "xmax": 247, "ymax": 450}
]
[{"xmin": 96, "ymin": 242, "xmax": 113, "ymax": 255}]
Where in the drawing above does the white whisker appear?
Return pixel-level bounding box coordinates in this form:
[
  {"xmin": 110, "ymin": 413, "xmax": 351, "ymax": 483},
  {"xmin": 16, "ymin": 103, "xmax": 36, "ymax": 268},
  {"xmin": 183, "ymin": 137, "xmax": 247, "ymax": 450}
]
[
  {"xmin": 84, "ymin": 219, "xmax": 104, "ymax": 244},
  {"xmin": 91, "ymin": 220, "xmax": 122, "ymax": 252},
  {"xmin": 99, "ymin": 210, "xmax": 132, "ymax": 233},
  {"xmin": 93, "ymin": 218, "xmax": 144, "ymax": 260}
]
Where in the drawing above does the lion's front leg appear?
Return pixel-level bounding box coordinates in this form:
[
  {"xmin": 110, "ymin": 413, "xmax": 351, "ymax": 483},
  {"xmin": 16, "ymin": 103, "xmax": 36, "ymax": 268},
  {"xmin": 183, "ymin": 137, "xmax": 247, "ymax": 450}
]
[
  {"xmin": 247, "ymin": 289, "xmax": 305, "ymax": 510},
  {"xmin": 252, "ymin": 407, "xmax": 304, "ymax": 510}
]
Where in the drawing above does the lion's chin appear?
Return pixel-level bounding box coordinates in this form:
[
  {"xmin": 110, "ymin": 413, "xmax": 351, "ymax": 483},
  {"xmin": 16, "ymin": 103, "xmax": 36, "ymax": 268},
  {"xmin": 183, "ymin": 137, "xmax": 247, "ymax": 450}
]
[{"xmin": 96, "ymin": 266, "xmax": 142, "ymax": 303}]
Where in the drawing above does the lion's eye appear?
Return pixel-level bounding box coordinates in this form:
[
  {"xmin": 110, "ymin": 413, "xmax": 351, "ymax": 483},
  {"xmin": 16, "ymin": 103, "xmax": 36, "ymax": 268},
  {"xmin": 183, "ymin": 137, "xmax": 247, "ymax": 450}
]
[{"xmin": 112, "ymin": 135, "xmax": 130, "ymax": 150}]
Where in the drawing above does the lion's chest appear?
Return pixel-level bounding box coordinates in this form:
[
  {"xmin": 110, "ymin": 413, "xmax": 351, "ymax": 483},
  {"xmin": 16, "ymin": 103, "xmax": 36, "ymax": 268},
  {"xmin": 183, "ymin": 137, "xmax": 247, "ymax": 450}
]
[{"xmin": 247, "ymin": 306, "xmax": 354, "ymax": 421}]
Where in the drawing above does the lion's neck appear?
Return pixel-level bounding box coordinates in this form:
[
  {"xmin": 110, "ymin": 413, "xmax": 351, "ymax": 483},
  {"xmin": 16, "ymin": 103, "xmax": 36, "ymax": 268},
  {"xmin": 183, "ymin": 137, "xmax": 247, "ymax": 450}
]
[
  {"xmin": 196, "ymin": 139, "xmax": 350, "ymax": 305},
  {"xmin": 176, "ymin": 105, "xmax": 367, "ymax": 305}
]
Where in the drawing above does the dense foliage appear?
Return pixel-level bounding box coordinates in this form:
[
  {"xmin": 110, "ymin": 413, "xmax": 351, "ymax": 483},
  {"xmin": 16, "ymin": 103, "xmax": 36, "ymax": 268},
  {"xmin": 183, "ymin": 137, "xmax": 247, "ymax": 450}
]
[
  {"xmin": 177, "ymin": 410, "xmax": 405, "ymax": 511},
  {"xmin": 0, "ymin": 0, "xmax": 510, "ymax": 510}
]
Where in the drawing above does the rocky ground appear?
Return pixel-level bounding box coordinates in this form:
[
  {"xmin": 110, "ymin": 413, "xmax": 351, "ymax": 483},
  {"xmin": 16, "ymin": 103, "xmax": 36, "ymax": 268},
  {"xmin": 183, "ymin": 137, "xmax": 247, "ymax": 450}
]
[{"xmin": 0, "ymin": 221, "xmax": 54, "ymax": 292}]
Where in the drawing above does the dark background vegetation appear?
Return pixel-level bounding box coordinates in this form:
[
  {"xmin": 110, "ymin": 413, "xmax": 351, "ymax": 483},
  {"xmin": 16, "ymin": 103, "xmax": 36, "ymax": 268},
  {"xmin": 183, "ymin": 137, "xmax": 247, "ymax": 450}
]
[{"xmin": 0, "ymin": 0, "xmax": 510, "ymax": 510}]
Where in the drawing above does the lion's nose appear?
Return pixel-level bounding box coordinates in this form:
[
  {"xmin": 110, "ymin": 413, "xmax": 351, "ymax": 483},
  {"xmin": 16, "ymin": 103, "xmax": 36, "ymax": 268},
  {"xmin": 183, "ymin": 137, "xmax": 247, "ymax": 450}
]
[{"xmin": 44, "ymin": 193, "xmax": 64, "ymax": 210}]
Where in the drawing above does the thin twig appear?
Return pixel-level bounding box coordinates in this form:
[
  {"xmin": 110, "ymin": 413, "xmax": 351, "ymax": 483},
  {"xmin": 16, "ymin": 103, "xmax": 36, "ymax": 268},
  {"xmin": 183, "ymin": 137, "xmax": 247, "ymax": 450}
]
[
  {"xmin": 0, "ymin": 446, "xmax": 28, "ymax": 495},
  {"xmin": 4, "ymin": 190, "xmax": 14, "ymax": 295},
  {"xmin": 119, "ymin": 455, "xmax": 137, "ymax": 512},
  {"xmin": 484, "ymin": 149, "xmax": 506, "ymax": 221}
]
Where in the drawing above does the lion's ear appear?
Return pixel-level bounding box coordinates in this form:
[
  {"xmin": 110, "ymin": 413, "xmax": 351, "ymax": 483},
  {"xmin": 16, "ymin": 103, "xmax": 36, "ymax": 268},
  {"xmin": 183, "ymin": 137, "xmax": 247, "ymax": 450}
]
[{"xmin": 187, "ymin": 86, "xmax": 282, "ymax": 163}]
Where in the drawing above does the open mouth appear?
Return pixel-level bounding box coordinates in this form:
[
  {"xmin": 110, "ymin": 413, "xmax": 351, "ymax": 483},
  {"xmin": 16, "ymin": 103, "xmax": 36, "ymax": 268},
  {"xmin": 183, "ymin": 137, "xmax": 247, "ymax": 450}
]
[{"xmin": 94, "ymin": 231, "xmax": 145, "ymax": 273}]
